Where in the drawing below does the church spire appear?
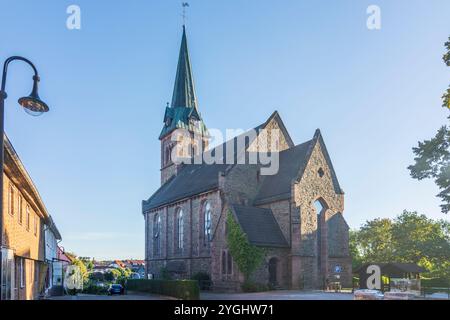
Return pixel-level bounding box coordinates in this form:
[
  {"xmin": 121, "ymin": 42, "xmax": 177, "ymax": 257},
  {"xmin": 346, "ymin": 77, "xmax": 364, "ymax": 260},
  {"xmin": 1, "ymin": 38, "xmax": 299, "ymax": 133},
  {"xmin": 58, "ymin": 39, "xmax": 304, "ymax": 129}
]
[
  {"xmin": 171, "ymin": 25, "xmax": 197, "ymax": 109},
  {"xmin": 159, "ymin": 26, "xmax": 208, "ymax": 141}
]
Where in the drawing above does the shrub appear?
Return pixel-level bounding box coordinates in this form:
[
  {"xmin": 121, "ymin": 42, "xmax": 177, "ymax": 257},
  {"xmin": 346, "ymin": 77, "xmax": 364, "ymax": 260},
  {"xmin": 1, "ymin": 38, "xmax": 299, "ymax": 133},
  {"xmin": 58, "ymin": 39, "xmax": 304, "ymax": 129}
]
[
  {"xmin": 241, "ymin": 281, "xmax": 269, "ymax": 293},
  {"xmin": 82, "ymin": 282, "xmax": 108, "ymax": 295},
  {"xmin": 422, "ymin": 278, "xmax": 450, "ymax": 288},
  {"xmin": 160, "ymin": 267, "xmax": 172, "ymax": 280},
  {"xmin": 191, "ymin": 272, "xmax": 212, "ymax": 290},
  {"xmin": 126, "ymin": 279, "xmax": 200, "ymax": 300}
]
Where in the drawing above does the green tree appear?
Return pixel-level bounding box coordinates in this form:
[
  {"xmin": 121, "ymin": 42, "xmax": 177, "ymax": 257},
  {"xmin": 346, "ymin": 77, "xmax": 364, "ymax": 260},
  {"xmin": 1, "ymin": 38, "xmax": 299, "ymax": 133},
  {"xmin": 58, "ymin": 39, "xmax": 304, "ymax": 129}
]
[
  {"xmin": 349, "ymin": 230, "xmax": 363, "ymax": 270},
  {"xmin": 86, "ymin": 260, "xmax": 94, "ymax": 271},
  {"xmin": 117, "ymin": 267, "xmax": 132, "ymax": 285},
  {"xmin": 352, "ymin": 211, "xmax": 450, "ymax": 280},
  {"xmin": 226, "ymin": 212, "xmax": 265, "ymax": 282},
  {"xmin": 409, "ymin": 37, "xmax": 450, "ymax": 213},
  {"xmin": 104, "ymin": 269, "xmax": 121, "ymax": 282},
  {"xmin": 89, "ymin": 271, "xmax": 104, "ymax": 282},
  {"xmin": 391, "ymin": 211, "xmax": 450, "ymax": 279},
  {"xmin": 356, "ymin": 218, "xmax": 394, "ymax": 263},
  {"xmin": 71, "ymin": 257, "xmax": 88, "ymax": 282}
]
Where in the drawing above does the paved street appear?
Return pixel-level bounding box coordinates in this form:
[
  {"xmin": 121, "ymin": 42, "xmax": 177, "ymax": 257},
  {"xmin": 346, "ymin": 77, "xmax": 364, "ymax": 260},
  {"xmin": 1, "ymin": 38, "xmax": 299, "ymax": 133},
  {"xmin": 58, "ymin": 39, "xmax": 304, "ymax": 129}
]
[
  {"xmin": 201, "ymin": 290, "xmax": 354, "ymax": 300},
  {"xmin": 47, "ymin": 291, "xmax": 172, "ymax": 300},
  {"xmin": 48, "ymin": 290, "xmax": 353, "ymax": 300}
]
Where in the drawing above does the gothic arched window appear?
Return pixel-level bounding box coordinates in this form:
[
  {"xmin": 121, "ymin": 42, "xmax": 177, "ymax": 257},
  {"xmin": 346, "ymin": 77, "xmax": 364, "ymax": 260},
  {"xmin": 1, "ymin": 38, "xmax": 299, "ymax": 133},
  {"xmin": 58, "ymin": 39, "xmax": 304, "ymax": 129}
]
[
  {"xmin": 221, "ymin": 250, "xmax": 233, "ymax": 275},
  {"xmin": 221, "ymin": 251, "xmax": 226, "ymax": 275},
  {"xmin": 204, "ymin": 202, "xmax": 212, "ymax": 246},
  {"xmin": 314, "ymin": 198, "xmax": 328, "ymax": 273},
  {"xmin": 153, "ymin": 213, "xmax": 162, "ymax": 256},
  {"xmin": 176, "ymin": 208, "xmax": 184, "ymax": 251}
]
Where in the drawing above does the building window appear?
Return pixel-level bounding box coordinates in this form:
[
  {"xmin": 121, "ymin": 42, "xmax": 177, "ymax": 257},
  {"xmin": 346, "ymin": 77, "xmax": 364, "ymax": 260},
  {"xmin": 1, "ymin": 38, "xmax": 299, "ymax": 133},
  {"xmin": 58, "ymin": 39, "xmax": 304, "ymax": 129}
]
[
  {"xmin": 222, "ymin": 250, "xmax": 233, "ymax": 275},
  {"xmin": 318, "ymin": 167, "xmax": 325, "ymax": 178},
  {"xmin": 221, "ymin": 251, "xmax": 226, "ymax": 275},
  {"xmin": 19, "ymin": 258, "xmax": 24, "ymax": 288},
  {"xmin": 8, "ymin": 184, "xmax": 14, "ymax": 216},
  {"xmin": 18, "ymin": 195, "xmax": 23, "ymax": 224},
  {"xmin": 203, "ymin": 202, "xmax": 212, "ymax": 246},
  {"xmin": 165, "ymin": 147, "xmax": 170, "ymax": 165},
  {"xmin": 35, "ymin": 263, "xmax": 39, "ymax": 285},
  {"xmin": 26, "ymin": 205, "xmax": 31, "ymax": 231},
  {"xmin": 227, "ymin": 251, "xmax": 233, "ymax": 275},
  {"xmin": 34, "ymin": 214, "xmax": 38, "ymax": 236},
  {"xmin": 177, "ymin": 136, "xmax": 183, "ymax": 158},
  {"xmin": 153, "ymin": 213, "xmax": 161, "ymax": 256},
  {"xmin": 176, "ymin": 209, "xmax": 184, "ymax": 251},
  {"xmin": 165, "ymin": 144, "xmax": 173, "ymax": 166}
]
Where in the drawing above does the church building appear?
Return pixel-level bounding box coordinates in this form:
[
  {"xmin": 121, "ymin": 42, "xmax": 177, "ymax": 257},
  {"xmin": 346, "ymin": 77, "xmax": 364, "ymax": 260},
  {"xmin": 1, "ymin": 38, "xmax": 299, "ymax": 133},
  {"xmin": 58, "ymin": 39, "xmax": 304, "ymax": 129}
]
[{"xmin": 142, "ymin": 26, "xmax": 351, "ymax": 291}]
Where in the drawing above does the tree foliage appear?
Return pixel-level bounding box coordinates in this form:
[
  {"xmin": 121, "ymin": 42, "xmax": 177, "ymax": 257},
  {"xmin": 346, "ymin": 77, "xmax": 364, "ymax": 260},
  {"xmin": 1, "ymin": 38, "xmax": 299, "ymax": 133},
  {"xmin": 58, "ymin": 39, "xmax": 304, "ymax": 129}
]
[
  {"xmin": 351, "ymin": 219, "xmax": 394, "ymax": 266},
  {"xmin": 70, "ymin": 257, "xmax": 88, "ymax": 282},
  {"xmin": 104, "ymin": 269, "xmax": 121, "ymax": 282},
  {"xmin": 409, "ymin": 36, "xmax": 450, "ymax": 213},
  {"xmin": 350, "ymin": 211, "xmax": 450, "ymax": 280},
  {"xmin": 226, "ymin": 212, "xmax": 265, "ymax": 281}
]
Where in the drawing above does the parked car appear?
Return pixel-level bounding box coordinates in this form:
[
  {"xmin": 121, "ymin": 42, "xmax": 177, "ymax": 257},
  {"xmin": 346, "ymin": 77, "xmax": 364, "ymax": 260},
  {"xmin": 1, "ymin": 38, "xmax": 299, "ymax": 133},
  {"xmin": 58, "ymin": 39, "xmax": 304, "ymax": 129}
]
[
  {"xmin": 354, "ymin": 289, "xmax": 384, "ymax": 300},
  {"xmin": 108, "ymin": 284, "xmax": 124, "ymax": 295}
]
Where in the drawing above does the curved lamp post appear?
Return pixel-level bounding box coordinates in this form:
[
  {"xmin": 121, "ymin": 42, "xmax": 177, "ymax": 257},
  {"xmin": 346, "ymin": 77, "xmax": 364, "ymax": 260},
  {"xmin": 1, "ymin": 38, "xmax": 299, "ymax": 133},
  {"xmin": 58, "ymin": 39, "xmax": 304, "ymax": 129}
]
[{"xmin": 0, "ymin": 56, "xmax": 49, "ymax": 300}]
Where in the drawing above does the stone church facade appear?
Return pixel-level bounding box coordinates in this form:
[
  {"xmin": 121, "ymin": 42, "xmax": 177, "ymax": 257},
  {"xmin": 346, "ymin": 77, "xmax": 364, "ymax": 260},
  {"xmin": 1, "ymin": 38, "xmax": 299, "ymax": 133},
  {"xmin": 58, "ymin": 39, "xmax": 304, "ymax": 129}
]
[{"xmin": 143, "ymin": 26, "xmax": 351, "ymax": 291}]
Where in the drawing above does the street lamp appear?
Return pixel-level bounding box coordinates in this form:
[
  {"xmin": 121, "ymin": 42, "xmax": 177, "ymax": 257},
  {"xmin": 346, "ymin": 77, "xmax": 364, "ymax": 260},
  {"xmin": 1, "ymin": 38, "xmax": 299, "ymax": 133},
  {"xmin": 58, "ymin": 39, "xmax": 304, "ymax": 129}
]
[{"xmin": 0, "ymin": 56, "xmax": 49, "ymax": 300}]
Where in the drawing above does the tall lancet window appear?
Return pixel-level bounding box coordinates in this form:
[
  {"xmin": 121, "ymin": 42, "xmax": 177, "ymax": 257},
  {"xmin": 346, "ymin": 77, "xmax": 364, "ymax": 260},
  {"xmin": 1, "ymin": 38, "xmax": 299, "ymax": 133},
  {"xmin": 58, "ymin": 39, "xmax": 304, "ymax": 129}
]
[
  {"xmin": 203, "ymin": 202, "xmax": 212, "ymax": 246},
  {"xmin": 176, "ymin": 208, "xmax": 184, "ymax": 251},
  {"xmin": 153, "ymin": 213, "xmax": 162, "ymax": 256}
]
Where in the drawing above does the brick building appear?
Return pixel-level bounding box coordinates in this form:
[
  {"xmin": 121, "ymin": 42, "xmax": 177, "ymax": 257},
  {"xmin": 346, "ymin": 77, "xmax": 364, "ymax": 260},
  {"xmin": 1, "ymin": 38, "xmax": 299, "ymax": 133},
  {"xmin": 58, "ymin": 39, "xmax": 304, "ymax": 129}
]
[
  {"xmin": 1, "ymin": 135, "xmax": 62, "ymax": 299},
  {"xmin": 142, "ymin": 26, "xmax": 351, "ymax": 291}
]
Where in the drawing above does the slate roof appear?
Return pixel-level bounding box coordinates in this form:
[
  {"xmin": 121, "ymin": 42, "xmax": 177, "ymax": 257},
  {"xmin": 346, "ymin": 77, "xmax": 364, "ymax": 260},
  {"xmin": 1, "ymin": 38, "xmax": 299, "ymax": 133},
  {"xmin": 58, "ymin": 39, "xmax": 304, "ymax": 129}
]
[
  {"xmin": 254, "ymin": 139, "xmax": 313, "ymax": 204},
  {"xmin": 144, "ymin": 117, "xmax": 268, "ymax": 212},
  {"xmin": 231, "ymin": 205, "xmax": 289, "ymax": 248},
  {"xmin": 143, "ymin": 163, "xmax": 228, "ymax": 211},
  {"xmin": 254, "ymin": 130, "xmax": 343, "ymax": 205},
  {"xmin": 145, "ymin": 120, "xmax": 344, "ymax": 211},
  {"xmin": 384, "ymin": 263, "xmax": 428, "ymax": 274},
  {"xmin": 354, "ymin": 263, "xmax": 427, "ymax": 275}
]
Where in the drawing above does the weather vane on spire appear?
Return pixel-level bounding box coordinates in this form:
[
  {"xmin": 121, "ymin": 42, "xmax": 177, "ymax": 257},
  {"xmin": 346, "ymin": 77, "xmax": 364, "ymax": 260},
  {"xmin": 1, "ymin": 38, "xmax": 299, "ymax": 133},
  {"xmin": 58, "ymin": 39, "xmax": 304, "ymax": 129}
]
[{"xmin": 182, "ymin": 2, "xmax": 189, "ymax": 25}]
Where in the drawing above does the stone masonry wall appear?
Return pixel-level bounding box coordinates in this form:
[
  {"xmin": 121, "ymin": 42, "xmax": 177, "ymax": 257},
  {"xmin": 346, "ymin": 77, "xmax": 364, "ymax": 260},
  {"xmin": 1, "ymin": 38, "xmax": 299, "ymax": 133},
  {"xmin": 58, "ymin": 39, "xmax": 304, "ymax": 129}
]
[
  {"xmin": 247, "ymin": 117, "xmax": 291, "ymax": 153},
  {"xmin": 292, "ymin": 139, "xmax": 350, "ymax": 288},
  {"xmin": 145, "ymin": 190, "xmax": 221, "ymax": 280},
  {"xmin": 258, "ymin": 200, "xmax": 291, "ymax": 245}
]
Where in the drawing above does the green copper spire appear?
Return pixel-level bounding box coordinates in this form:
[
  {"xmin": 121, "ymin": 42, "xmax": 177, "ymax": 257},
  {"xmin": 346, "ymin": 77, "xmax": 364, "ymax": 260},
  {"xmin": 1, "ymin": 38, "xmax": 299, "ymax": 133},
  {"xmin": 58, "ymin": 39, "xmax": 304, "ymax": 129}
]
[
  {"xmin": 171, "ymin": 25, "xmax": 197, "ymax": 109},
  {"xmin": 159, "ymin": 26, "xmax": 208, "ymax": 140}
]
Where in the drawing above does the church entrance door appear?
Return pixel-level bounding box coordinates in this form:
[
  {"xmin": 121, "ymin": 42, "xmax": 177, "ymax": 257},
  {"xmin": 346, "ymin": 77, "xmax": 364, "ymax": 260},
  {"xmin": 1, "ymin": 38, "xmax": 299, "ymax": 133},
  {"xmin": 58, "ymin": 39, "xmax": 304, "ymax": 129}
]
[{"xmin": 269, "ymin": 258, "xmax": 278, "ymax": 285}]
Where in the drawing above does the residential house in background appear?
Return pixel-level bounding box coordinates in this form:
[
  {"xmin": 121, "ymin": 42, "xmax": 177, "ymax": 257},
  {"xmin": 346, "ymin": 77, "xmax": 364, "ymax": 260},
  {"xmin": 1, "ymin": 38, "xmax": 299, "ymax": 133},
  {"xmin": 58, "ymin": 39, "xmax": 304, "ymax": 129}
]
[
  {"xmin": 52, "ymin": 246, "xmax": 72, "ymax": 293},
  {"xmin": 123, "ymin": 260, "xmax": 145, "ymax": 279},
  {"xmin": 1, "ymin": 135, "xmax": 63, "ymax": 300},
  {"xmin": 44, "ymin": 216, "xmax": 62, "ymax": 295},
  {"xmin": 109, "ymin": 260, "xmax": 126, "ymax": 269},
  {"xmin": 91, "ymin": 259, "xmax": 145, "ymax": 279}
]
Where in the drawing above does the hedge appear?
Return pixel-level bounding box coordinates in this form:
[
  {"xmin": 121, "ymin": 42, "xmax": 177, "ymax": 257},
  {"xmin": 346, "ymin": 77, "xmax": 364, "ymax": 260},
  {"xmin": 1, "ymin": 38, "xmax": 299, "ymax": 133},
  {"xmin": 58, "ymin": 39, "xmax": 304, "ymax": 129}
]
[
  {"xmin": 421, "ymin": 278, "xmax": 450, "ymax": 288},
  {"xmin": 126, "ymin": 279, "xmax": 200, "ymax": 300}
]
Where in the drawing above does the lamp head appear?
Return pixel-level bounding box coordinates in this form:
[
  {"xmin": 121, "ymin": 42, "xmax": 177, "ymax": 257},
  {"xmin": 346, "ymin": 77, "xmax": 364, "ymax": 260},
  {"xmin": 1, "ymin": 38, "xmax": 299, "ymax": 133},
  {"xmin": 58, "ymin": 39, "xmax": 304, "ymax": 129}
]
[{"xmin": 18, "ymin": 75, "xmax": 49, "ymax": 116}]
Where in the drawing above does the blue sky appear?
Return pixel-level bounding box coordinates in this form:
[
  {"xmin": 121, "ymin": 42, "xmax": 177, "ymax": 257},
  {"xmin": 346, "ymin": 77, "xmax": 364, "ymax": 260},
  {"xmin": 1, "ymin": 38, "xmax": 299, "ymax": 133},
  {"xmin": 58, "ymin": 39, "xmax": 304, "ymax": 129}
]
[{"xmin": 1, "ymin": 0, "xmax": 449, "ymax": 259}]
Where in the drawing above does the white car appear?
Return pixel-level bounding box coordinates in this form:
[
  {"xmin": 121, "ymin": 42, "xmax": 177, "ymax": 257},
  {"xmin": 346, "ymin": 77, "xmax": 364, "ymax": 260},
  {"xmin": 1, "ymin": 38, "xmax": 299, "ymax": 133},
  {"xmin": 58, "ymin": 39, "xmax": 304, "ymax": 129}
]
[{"xmin": 354, "ymin": 289, "xmax": 384, "ymax": 300}]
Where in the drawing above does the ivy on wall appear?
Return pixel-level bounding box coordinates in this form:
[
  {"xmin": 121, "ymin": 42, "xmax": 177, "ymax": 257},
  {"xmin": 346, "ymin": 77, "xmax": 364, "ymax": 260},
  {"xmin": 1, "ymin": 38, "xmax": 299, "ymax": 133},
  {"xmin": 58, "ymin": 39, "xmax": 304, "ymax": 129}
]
[{"xmin": 226, "ymin": 211, "xmax": 265, "ymax": 281}]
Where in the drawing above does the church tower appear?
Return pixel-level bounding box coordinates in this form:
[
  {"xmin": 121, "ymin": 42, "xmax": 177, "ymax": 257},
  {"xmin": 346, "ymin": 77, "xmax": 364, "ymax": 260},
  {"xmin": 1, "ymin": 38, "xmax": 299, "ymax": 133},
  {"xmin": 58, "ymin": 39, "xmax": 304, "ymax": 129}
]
[{"xmin": 159, "ymin": 26, "xmax": 208, "ymax": 185}]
